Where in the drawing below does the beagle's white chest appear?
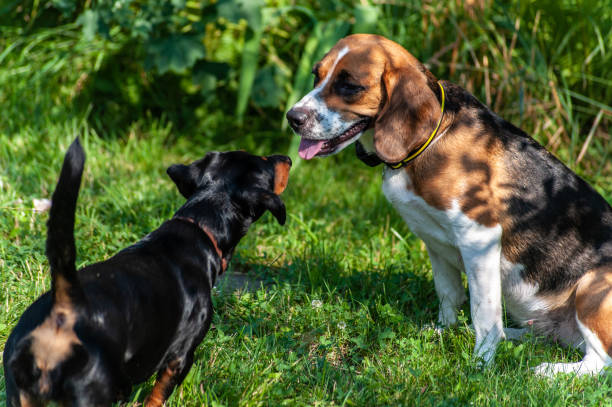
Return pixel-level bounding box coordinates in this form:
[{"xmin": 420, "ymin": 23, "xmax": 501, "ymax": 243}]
[
  {"xmin": 381, "ymin": 166, "xmax": 545, "ymax": 327},
  {"xmin": 381, "ymin": 167, "xmax": 463, "ymax": 268}
]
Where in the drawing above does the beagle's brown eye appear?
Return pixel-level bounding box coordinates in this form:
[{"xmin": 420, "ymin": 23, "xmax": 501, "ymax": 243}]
[{"xmin": 334, "ymin": 80, "xmax": 365, "ymax": 97}]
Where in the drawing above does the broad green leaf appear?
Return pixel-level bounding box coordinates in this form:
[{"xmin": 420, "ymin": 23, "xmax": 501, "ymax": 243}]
[
  {"xmin": 252, "ymin": 65, "xmax": 288, "ymax": 108},
  {"xmin": 236, "ymin": 27, "xmax": 263, "ymax": 123},
  {"xmin": 192, "ymin": 60, "xmax": 230, "ymax": 92},
  {"xmin": 145, "ymin": 35, "xmax": 205, "ymax": 74},
  {"xmin": 217, "ymin": 0, "xmax": 264, "ymax": 32},
  {"xmin": 132, "ymin": 18, "xmax": 152, "ymax": 39}
]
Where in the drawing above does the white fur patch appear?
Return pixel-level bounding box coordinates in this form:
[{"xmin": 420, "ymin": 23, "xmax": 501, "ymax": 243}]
[
  {"xmin": 382, "ymin": 168, "xmax": 504, "ymax": 364},
  {"xmin": 381, "ymin": 168, "xmax": 461, "ymax": 260},
  {"xmin": 500, "ymin": 258, "xmax": 544, "ymax": 325},
  {"xmin": 292, "ymin": 46, "xmax": 349, "ymax": 139},
  {"xmin": 292, "ymin": 46, "xmax": 367, "ymax": 152},
  {"xmin": 501, "ymin": 258, "xmax": 582, "ymax": 348},
  {"xmin": 449, "ymin": 199, "xmax": 504, "ymax": 364}
]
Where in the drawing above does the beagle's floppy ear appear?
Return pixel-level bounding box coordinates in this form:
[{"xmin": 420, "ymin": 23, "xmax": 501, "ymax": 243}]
[
  {"xmin": 373, "ymin": 65, "xmax": 442, "ymax": 164},
  {"xmin": 167, "ymin": 164, "xmax": 198, "ymax": 198}
]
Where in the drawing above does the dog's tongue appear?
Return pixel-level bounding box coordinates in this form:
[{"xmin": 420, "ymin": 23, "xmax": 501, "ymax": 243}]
[{"xmin": 298, "ymin": 138, "xmax": 325, "ymax": 160}]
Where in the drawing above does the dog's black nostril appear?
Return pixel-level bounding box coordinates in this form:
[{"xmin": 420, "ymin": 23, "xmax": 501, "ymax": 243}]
[{"xmin": 286, "ymin": 108, "xmax": 309, "ymax": 130}]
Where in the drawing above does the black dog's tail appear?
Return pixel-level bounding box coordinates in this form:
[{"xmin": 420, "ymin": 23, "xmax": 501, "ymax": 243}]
[{"xmin": 46, "ymin": 138, "xmax": 86, "ymax": 306}]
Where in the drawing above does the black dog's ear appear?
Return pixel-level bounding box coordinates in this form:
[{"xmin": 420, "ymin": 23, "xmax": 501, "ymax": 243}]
[
  {"xmin": 167, "ymin": 164, "xmax": 198, "ymax": 198},
  {"xmin": 246, "ymin": 188, "xmax": 287, "ymax": 225}
]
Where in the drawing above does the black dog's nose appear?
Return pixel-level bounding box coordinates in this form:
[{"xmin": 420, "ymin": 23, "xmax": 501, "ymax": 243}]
[{"xmin": 286, "ymin": 107, "xmax": 309, "ymax": 131}]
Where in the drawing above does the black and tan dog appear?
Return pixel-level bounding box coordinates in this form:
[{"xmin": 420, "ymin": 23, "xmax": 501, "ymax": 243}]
[
  {"xmin": 287, "ymin": 34, "xmax": 612, "ymax": 375},
  {"xmin": 3, "ymin": 138, "xmax": 291, "ymax": 406}
]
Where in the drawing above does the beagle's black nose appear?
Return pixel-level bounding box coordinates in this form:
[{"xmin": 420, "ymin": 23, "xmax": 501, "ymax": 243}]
[{"xmin": 286, "ymin": 107, "xmax": 309, "ymax": 131}]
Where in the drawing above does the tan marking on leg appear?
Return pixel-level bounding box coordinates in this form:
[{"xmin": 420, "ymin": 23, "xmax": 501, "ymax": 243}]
[
  {"xmin": 274, "ymin": 162, "xmax": 290, "ymax": 195},
  {"xmin": 575, "ymin": 269, "xmax": 612, "ymax": 354},
  {"xmin": 145, "ymin": 361, "xmax": 180, "ymax": 407}
]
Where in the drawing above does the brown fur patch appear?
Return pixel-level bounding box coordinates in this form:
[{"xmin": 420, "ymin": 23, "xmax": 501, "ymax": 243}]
[
  {"xmin": 401, "ymin": 109, "xmax": 506, "ymax": 228},
  {"xmin": 274, "ymin": 162, "xmax": 290, "ymax": 195},
  {"xmin": 318, "ymin": 45, "xmax": 385, "ymax": 121},
  {"xmin": 538, "ymin": 286, "xmax": 577, "ymax": 310},
  {"xmin": 28, "ymin": 305, "xmax": 81, "ymax": 394},
  {"xmin": 145, "ymin": 361, "xmax": 180, "ymax": 407},
  {"xmin": 372, "ymin": 63, "xmax": 441, "ymax": 163},
  {"xmin": 575, "ymin": 269, "xmax": 612, "ymax": 354}
]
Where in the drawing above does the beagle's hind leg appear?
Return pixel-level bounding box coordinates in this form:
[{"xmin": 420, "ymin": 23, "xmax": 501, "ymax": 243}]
[
  {"xmin": 533, "ymin": 317, "xmax": 611, "ymax": 377},
  {"xmin": 535, "ymin": 268, "xmax": 612, "ymax": 377}
]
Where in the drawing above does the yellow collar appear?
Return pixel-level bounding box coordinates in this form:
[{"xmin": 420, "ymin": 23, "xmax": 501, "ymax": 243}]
[{"xmin": 388, "ymin": 81, "xmax": 446, "ymax": 169}]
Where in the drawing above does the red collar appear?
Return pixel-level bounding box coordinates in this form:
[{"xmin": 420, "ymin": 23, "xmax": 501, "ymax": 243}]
[{"xmin": 173, "ymin": 216, "xmax": 228, "ymax": 273}]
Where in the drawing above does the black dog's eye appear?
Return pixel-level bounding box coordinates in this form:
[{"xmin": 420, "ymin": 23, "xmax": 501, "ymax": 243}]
[{"xmin": 334, "ymin": 81, "xmax": 365, "ymax": 97}]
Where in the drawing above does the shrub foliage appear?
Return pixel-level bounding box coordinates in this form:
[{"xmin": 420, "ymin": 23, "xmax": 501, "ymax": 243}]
[{"xmin": 0, "ymin": 0, "xmax": 610, "ymax": 179}]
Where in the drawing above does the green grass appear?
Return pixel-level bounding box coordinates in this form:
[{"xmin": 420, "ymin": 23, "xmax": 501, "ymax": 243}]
[{"xmin": 1, "ymin": 124, "xmax": 612, "ymax": 406}]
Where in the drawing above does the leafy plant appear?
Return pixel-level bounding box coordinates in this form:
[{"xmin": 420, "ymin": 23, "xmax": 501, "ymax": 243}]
[{"xmin": 0, "ymin": 0, "xmax": 609, "ymax": 179}]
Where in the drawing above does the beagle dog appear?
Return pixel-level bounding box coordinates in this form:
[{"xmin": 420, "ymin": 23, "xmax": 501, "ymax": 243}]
[{"xmin": 286, "ymin": 34, "xmax": 612, "ymax": 375}]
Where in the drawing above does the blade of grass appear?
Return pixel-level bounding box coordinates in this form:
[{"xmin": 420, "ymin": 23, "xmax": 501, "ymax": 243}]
[
  {"xmin": 576, "ymin": 109, "xmax": 604, "ymax": 165},
  {"xmin": 236, "ymin": 26, "xmax": 264, "ymax": 124}
]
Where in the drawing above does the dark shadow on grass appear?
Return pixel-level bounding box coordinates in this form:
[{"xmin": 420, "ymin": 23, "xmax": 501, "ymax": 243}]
[{"xmin": 228, "ymin": 256, "xmax": 439, "ymax": 328}]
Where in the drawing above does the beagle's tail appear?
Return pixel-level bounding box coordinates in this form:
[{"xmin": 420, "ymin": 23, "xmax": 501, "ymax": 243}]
[{"xmin": 46, "ymin": 138, "xmax": 86, "ymax": 306}]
